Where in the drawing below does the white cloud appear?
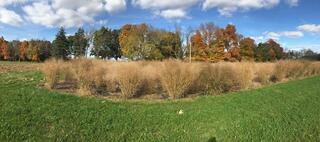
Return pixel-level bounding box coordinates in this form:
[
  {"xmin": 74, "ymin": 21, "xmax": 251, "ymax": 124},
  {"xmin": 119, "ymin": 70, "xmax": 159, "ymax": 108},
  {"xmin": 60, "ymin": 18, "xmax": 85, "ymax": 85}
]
[
  {"xmin": 250, "ymin": 36, "xmax": 265, "ymax": 42},
  {"xmin": 0, "ymin": 0, "xmax": 31, "ymax": 6},
  {"xmin": 132, "ymin": 0, "xmax": 199, "ymax": 19},
  {"xmin": 0, "ymin": 7, "xmax": 23, "ymax": 26},
  {"xmin": 287, "ymin": 44, "xmax": 320, "ymax": 53},
  {"xmin": 263, "ymin": 30, "xmax": 303, "ymax": 40},
  {"xmin": 265, "ymin": 31, "xmax": 281, "ymax": 40},
  {"xmin": 22, "ymin": 0, "xmax": 126, "ymax": 28},
  {"xmin": 280, "ymin": 31, "xmax": 304, "ymax": 38},
  {"xmin": 105, "ymin": 0, "xmax": 126, "ymax": 14},
  {"xmin": 298, "ymin": 24, "xmax": 320, "ymax": 33},
  {"xmin": 286, "ymin": 0, "xmax": 299, "ymax": 6},
  {"xmin": 202, "ymin": 0, "xmax": 280, "ymax": 16},
  {"xmin": 156, "ymin": 9, "xmax": 188, "ymax": 19}
]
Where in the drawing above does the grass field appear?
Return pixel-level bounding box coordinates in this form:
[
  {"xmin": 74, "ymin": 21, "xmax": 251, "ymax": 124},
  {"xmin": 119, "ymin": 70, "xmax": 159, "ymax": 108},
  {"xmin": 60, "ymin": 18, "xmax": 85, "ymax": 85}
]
[{"xmin": 1, "ymin": 66, "xmax": 320, "ymax": 141}]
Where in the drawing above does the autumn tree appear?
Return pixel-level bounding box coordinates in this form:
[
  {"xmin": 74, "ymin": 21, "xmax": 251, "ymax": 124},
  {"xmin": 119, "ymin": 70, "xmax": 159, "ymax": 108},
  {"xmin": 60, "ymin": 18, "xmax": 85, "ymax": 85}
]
[
  {"xmin": 52, "ymin": 27, "xmax": 70, "ymax": 60},
  {"xmin": 119, "ymin": 24, "xmax": 163, "ymax": 60},
  {"xmin": 27, "ymin": 40, "xmax": 40, "ymax": 62},
  {"xmin": 267, "ymin": 39, "xmax": 284, "ymax": 60},
  {"xmin": 224, "ymin": 24, "xmax": 240, "ymax": 61},
  {"xmin": 239, "ymin": 37, "xmax": 255, "ymax": 61},
  {"xmin": 0, "ymin": 37, "xmax": 10, "ymax": 60},
  {"xmin": 20, "ymin": 41, "xmax": 29, "ymax": 61},
  {"xmin": 7, "ymin": 40, "xmax": 20, "ymax": 61},
  {"xmin": 191, "ymin": 30, "xmax": 207, "ymax": 61},
  {"xmin": 191, "ymin": 23, "xmax": 225, "ymax": 62},
  {"xmin": 255, "ymin": 39, "xmax": 284, "ymax": 62}
]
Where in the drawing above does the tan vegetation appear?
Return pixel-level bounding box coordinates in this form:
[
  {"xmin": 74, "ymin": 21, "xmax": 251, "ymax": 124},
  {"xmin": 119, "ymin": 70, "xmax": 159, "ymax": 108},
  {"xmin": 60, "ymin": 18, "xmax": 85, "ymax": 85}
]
[
  {"xmin": 0, "ymin": 63, "xmax": 40, "ymax": 74},
  {"xmin": 41, "ymin": 59, "xmax": 320, "ymax": 100}
]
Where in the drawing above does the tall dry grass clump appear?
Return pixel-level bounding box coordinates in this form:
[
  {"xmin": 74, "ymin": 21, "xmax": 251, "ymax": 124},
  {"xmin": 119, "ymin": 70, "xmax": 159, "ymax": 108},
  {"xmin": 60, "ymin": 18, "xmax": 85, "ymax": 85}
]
[
  {"xmin": 41, "ymin": 58, "xmax": 64, "ymax": 89},
  {"xmin": 140, "ymin": 62, "xmax": 161, "ymax": 94},
  {"xmin": 71, "ymin": 59, "xmax": 106, "ymax": 96},
  {"xmin": 233, "ymin": 62, "xmax": 255, "ymax": 89},
  {"xmin": 273, "ymin": 60, "xmax": 313, "ymax": 81},
  {"xmin": 196, "ymin": 63, "xmax": 234, "ymax": 95},
  {"xmin": 159, "ymin": 61, "xmax": 200, "ymax": 99},
  {"xmin": 114, "ymin": 63, "xmax": 144, "ymax": 99},
  {"xmin": 254, "ymin": 63, "xmax": 275, "ymax": 85}
]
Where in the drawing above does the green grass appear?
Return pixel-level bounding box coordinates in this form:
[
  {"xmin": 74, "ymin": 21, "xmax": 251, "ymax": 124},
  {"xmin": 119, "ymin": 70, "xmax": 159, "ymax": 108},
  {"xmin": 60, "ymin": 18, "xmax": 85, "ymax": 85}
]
[{"xmin": 1, "ymin": 71, "xmax": 320, "ymax": 141}]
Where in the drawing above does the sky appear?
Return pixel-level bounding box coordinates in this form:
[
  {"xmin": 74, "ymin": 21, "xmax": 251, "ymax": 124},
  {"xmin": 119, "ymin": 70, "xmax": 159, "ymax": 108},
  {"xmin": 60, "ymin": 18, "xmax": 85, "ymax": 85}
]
[{"xmin": 0, "ymin": 0, "xmax": 319, "ymax": 52}]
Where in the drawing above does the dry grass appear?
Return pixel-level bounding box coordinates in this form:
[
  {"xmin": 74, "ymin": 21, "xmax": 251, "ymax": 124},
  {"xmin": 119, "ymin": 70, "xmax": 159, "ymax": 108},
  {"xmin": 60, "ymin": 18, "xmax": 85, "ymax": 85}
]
[
  {"xmin": 159, "ymin": 61, "xmax": 200, "ymax": 99},
  {"xmin": 0, "ymin": 62, "xmax": 40, "ymax": 73},
  {"xmin": 254, "ymin": 63, "xmax": 275, "ymax": 85},
  {"xmin": 41, "ymin": 59, "xmax": 64, "ymax": 89},
  {"xmin": 114, "ymin": 63, "xmax": 144, "ymax": 99},
  {"xmin": 41, "ymin": 59, "xmax": 320, "ymax": 100},
  {"xmin": 273, "ymin": 60, "xmax": 315, "ymax": 81},
  {"xmin": 71, "ymin": 59, "xmax": 107, "ymax": 96}
]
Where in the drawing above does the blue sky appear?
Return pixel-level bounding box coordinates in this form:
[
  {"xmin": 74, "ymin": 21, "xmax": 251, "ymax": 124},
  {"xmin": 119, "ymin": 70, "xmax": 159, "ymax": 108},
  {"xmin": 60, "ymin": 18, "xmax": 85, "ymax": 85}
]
[{"xmin": 0, "ymin": 0, "xmax": 319, "ymax": 52}]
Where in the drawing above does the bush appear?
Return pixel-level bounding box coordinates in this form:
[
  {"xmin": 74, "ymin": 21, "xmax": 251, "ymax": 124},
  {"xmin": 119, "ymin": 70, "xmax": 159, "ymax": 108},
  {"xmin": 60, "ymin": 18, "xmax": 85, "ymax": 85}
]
[
  {"xmin": 71, "ymin": 59, "xmax": 106, "ymax": 96},
  {"xmin": 254, "ymin": 63, "xmax": 274, "ymax": 85},
  {"xmin": 273, "ymin": 60, "xmax": 313, "ymax": 81},
  {"xmin": 159, "ymin": 61, "xmax": 200, "ymax": 99},
  {"xmin": 233, "ymin": 62, "xmax": 255, "ymax": 89},
  {"xmin": 41, "ymin": 58, "xmax": 64, "ymax": 89},
  {"xmin": 115, "ymin": 63, "xmax": 144, "ymax": 99}
]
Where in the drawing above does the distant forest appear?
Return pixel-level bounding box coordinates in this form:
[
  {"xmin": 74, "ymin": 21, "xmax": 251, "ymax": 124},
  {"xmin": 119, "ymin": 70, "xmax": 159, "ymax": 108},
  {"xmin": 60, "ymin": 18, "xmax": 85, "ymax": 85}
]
[{"xmin": 0, "ymin": 23, "xmax": 319, "ymax": 62}]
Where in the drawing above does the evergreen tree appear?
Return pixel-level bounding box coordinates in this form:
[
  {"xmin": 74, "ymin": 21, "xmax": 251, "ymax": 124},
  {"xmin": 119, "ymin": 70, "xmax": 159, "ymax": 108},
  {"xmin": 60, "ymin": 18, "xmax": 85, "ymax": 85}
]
[
  {"xmin": 72, "ymin": 28, "xmax": 88, "ymax": 58},
  {"xmin": 52, "ymin": 27, "xmax": 70, "ymax": 60}
]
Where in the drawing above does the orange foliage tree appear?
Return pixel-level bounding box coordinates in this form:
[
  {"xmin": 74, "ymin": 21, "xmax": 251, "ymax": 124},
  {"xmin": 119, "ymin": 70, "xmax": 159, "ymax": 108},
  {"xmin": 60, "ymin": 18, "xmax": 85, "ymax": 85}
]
[
  {"xmin": 224, "ymin": 24, "xmax": 240, "ymax": 61},
  {"xmin": 191, "ymin": 23, "xmax": 225, "ymax": 62},
  {"xmin": 0, "ymin": 37, "xmax": 10, "ymax": 60},
  {"xmin": 240, "ymin": 37, "xmax": 255, "ymax": 61},
  {"xmin": 19, "ymin": 41, "xmax": 29, "ymax": 61},
  {"xmin": 28, "ymin": 40, "xmax": 40, "ymax": 62}
]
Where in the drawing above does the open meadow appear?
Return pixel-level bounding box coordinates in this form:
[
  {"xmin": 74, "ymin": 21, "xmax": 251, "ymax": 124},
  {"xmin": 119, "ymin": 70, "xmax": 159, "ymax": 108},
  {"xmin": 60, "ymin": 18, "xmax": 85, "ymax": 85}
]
[{"xmin": 1, "ymin": 61, "xmax": 320, "ymax": 141}]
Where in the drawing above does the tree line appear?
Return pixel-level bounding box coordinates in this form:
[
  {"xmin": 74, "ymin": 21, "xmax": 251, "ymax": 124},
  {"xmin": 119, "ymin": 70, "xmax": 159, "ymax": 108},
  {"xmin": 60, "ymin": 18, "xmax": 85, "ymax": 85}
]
[{"xmin": 0, "ymin": 22, "xmax": 318, "ymax": 62}]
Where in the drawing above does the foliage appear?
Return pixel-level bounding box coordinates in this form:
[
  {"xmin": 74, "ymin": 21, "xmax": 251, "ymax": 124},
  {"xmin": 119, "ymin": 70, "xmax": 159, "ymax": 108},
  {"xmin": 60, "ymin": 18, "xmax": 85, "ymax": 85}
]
[
  {"xmin": 239, "ymin": 37, "xmax": 255, "ymax": 61},
  {"xmin": 119, "ymin": 24, "xmax": 182, "ymax": 60},
  {"xmin": 92, "ymin": 27, "xmax": 121, "ymax": 59},
  {"xmin": 70, "ymin": 28, "xmax": 89, "ymax": 58},
  {"xmin": 52, "ymin": 27, "xmax": 70, "ymax": 60}
]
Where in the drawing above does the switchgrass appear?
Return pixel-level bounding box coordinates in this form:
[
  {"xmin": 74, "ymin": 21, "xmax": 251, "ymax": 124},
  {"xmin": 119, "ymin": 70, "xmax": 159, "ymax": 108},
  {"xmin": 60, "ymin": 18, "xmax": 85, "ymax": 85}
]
[
  {"xmin": 254, "ymin": 63, "xmax": 275, "ymax": 85},
  {"xmin": 159, "ymin": 61, "xmax": 200, "ymax": 99},
  {"xmin": 41, "ymin": 59, "xmax": 320, "ymax": 99},
  {"xmin": 41, "ymin": 59, "xmax": 64, "ymax": 89},
  {"xmin": 115, "ymin": 63, "xmax": 144, "ymax": 99},
  {"xmin": 273, "ymin": 60, "xmax": 316, "ymax": 81}
]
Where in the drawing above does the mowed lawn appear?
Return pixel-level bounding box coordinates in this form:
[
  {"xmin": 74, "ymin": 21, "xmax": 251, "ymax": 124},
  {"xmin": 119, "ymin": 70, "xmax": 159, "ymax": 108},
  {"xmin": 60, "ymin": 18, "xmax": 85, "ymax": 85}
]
[{"xmin": 1, "ymin": 70, "xmax": 320, "ymax": 141}]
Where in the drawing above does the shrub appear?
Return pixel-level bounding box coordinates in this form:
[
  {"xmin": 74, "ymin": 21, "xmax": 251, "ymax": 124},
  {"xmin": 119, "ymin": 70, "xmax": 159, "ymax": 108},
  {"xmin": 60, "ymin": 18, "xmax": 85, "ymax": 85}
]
[
  {"xmin": 71, "ymin": 59, "xmax": 106, "ymax": 96},
  {"xmin": 115, "ymin": 63, "xmax": 144, "ymax": 99},
  {"xmin": 41, "ymin": 58, "xmax": 64, "ymax": 89},
  {"xmin": 233, "ymin": 62, "xmax": 255, "ymax": 89},
  {"xmin": 140, "ymin": 63, "xmax": 161, "ymax": 95},
  {"xmin": 254, "ymin": 63, "xmax": 275, "ymax": 85},
  {"xmin": 159, "ymin": 61, "xmax": 200, "ymax": 99},
  {"xmin": 273, "ymin": 60, "xmax": 313, "ymax": 81}
]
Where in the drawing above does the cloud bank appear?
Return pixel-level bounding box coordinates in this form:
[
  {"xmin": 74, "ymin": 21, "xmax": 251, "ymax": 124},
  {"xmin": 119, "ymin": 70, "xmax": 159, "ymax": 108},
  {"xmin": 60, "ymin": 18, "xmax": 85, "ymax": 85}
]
[{"xmin": 0, "ymin": 0, "xmax": 302, "ymax": 27}]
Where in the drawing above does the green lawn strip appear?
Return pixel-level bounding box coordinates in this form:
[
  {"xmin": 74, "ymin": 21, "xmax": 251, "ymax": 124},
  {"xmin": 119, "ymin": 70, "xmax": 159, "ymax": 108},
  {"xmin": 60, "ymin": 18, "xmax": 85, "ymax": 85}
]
[{"xmin": 0, "ymin": 71, "xmax": 320, "ymax": 141}]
